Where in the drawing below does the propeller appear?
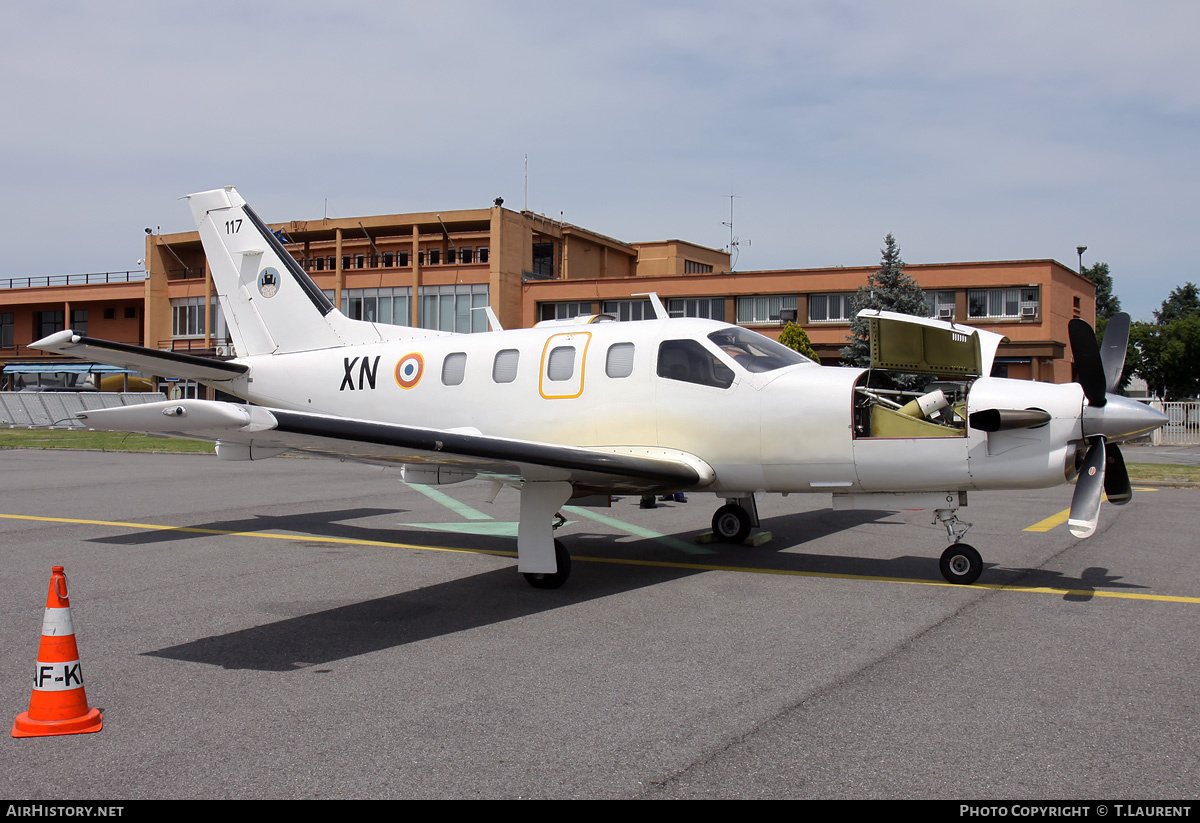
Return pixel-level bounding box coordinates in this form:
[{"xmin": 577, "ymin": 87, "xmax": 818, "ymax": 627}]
[{"xmin": 1066, "ymin": 313, "xmax": 1145, "ymax": 537}]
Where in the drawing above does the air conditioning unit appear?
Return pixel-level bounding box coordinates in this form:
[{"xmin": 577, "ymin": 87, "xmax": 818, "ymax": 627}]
[
  {"xmin": 937, "ymin": 307, "xmax": 954, "ymax": 319},
  {"xmin": 1020, "ymin": 305, "xmax": 1037, "ymax": 317},
  {"xmin": 215, "ymin": 346, "xmax": 231, "ymax": 357}
]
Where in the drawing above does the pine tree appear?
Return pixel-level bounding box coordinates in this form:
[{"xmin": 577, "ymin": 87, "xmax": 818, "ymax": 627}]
[{"xmin": 841, "ymin": 233, "xmax": 926, "ymax": 369}]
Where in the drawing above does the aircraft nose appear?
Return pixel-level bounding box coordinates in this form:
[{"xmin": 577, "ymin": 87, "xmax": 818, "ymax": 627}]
[{"xmin": 1082, "ymin": 394, "xmax": 1169, "ymax": 442}]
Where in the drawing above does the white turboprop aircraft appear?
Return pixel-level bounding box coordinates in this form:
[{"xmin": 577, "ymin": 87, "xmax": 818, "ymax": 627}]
[{"xmin": 33, "ymin": 187, "xmax": 1167, "ymax": 588}]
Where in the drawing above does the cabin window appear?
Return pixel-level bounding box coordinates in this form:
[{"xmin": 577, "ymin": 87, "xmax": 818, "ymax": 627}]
[
  {"xmin": 606, "ymin": 343, "xmax": 635, "ymax": 378},
  {"xmin": 657, "ymin": 339, "xmax": 734, "ymax": 389},
  {"xmin": 442, "ymin": 352, "xmax": 467, "ymax": 386},
  {"xmin": 493, "ymin": 349, "xmax": 519, "ymax": 383},
  {"xmin": 547, "ymin": 346, "xmax": 575, "ymax": 381}
]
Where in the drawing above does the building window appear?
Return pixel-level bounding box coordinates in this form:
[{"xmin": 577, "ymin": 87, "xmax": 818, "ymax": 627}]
[
  {"xmin": 461, "ymin": 248, "xmax": 474, "ymax": 264},
  {"xmin": 667, "ymin": 297, "xmax": 725, "ymax": 322},
  {"xmin": 540, "ymin": 302, "xmax": 594, "ymax": 322},
  {"xmin": 442, "ymin": 353, "xmax": 467, "ymax": 386},
  {"xmin": 492, "ymin": 349, "xmax": 520, "ymax": 383},
  {"xmin": 478, "ymin": 247, "xmax": 489, "ymax": 264},
  {"xmin": 342, "ymin": 256, "xmax": 351, "ymax": 270},
  {"xmin": 532, "ymin": 243, "xmax": 554, "ymax": 279},
  {"xmin": 103, "ymin": 308, "xmax": 116, "ymax": 320},
  {"xmin": 684, "ymin": 260, "xmax": 713, "ymax": 274},
  {"xmin": 341, "ymin": 287, "xmax": 413, "ymax": 326},
  {"xmin": 170, "ymin": 297, "xmax": 228, "ymax": 340},
  {"xmin": 547, "ymin": 346, "xmax": 575, "ymax": 381},
  {"xmin": 739, "ymin": 294, "xmax": 798, "ymax": 325},
  {"xmin": 124, "ymin": 306, "xmax": 137, "ymax": 319},
  {"xmin": 34, "ymin": 310, "xmax": 65, "ymax": 340},
  {"xmin": 1, "ymin": 313, "xmax": 13, "ymax": 348},
  {"xmin": 925, "ymin": 290, "xmax": 957, "ymax": 320},
  {"xmin": 418, "ymin": 283, "xmax": 489, "ymax": 333},
  {"xmin": 605, "ymin": 343, "xmax": 635, "ymax": 378},
  {"xmin": 806, "ymin": 293, "xmax": 853, "ymax": 323},
  {"xmin": 602, "ymin": 299, "xmax": 654, "ymax": 322},
  {"xmin": 446, "ymin": 248, "xmax": 457, "ymax": 264},
  {"xmin": 428, "ymin": 249, "xmax": 441, "ymax": 266},
  {"xmin": 968, "ymin": 287, "xmax": 1039, "ymax": 320},
  {"xmin": 382, "ymin": 252, "xmax": 393, "ymax": 267},
  {"xmin": 355, "ymin": 254, "xmax": 365, "ymax": 269},
  {"xmin": 70, "ymin": 309, "xmax": 88, "ymax": 337}
]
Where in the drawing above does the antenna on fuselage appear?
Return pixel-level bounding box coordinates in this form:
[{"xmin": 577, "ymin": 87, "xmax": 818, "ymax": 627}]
[{"xmin": 632, "ymin": 292, "xmax": 670, "ymax": 320}]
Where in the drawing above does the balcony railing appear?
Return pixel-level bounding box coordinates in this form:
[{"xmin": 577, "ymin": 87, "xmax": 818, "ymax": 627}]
[{"xmin": 0, "ymin": 270, "xmax": 147, "ymax": 290}]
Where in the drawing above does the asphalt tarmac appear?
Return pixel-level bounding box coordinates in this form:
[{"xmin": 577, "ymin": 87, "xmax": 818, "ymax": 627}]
[{"xmin": 1, "ymin": 449, "xmax": 1198, "ymax": 799}]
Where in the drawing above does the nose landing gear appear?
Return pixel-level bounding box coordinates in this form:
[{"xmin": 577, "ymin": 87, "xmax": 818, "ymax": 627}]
[{"xmin": 934, "ymin": 508, "xmax": 981, "ymax": 584}]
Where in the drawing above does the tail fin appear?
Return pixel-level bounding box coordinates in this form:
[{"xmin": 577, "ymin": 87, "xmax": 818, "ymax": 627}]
[{"xmin": 187, "ymin": 186, "xmax": 437, "ymax": 356}]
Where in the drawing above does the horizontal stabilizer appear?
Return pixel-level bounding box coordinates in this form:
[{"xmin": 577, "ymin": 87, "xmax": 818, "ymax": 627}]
[{"xmin": 31, "ymin": 331, "xmax": 248, "ymax": 383}]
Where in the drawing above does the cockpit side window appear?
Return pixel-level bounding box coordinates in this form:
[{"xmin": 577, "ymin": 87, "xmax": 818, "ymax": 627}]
[
  {"xmin": 706, "ymin": 327, "xmax": 812, "ymax": 373},
  {"xmin": 657, "ymin": 339, "xmax": 734, "ymax": 389}
]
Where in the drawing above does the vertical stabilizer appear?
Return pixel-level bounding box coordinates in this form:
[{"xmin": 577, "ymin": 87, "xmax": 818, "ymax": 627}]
[{"xmin": 187, "ymin": 187, "xmax": 400, "ymax": 356}]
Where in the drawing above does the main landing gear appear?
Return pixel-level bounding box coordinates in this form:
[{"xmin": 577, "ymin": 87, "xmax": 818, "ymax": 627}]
[
  {"xmin": 523, "ymin": 538, "xmax": 571, "ymax": 590},
  {"xmin": 934, "ymin": 508, "xmax": 982, "ymax": 584},
  {"xmin": 711, "ymin": 496, "xmax": 760, "ymax": 544}
]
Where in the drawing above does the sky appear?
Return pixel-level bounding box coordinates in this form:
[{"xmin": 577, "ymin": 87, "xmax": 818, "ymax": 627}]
[{"xmin": 2, "ymin": 0, "xmax": 1197, "ymax": 321}]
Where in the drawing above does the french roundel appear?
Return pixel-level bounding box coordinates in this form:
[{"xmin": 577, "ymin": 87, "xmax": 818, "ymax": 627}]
[{"xmin": 395, "ymin": 353, "xmax": 424, "ymax": 389}]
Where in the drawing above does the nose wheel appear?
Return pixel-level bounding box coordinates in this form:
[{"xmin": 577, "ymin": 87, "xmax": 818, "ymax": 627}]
[{"xmin": 939, "ymin": 543, "xmax": 982, "ymax": 585}]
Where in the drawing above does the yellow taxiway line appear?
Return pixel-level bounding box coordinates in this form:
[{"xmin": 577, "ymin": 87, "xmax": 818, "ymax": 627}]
[{"xmin": 3, "ymin": 511, "xmax": 1198, "ymax": 605}]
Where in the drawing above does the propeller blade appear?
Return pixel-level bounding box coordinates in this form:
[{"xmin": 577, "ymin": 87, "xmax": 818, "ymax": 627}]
[
  {"xmin": 968, "ymin": 408, "xmax": 1052, "ymax": 432},
  {"xmin": 1069, "ymin": 318, "xmax": 1108, "ymax": 407},
  {"xmin": 1105, "ymin": 442, "xmax": 1132, "ymax": 506},
  {"xmin": 1069, "ymin": 437, "xmax": 1106, "ymax": 538},
  {"xmin": 1099, "ymin": 312, "xmax": 1131, "ymax": 394}
]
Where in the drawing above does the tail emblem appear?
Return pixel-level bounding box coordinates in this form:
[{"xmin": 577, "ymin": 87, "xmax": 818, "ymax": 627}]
[{"xmin": 258, "ymin": 268, "xmax": 280, "ymax": 298}]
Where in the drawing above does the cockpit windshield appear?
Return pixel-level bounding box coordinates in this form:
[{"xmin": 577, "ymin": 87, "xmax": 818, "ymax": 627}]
[{"xmin": 706, "ymin": 327, "xmax": 814, "ymax": 373}]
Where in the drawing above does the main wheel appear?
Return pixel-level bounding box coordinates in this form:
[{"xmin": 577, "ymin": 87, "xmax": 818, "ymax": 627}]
[
  {"xmin": 939, "ymin": 543, "xmax": 983, "ymax": 585},
  {"xmin": 712, "ymin": 504, "xmax": 752, "ymax": 544},
  {"xmin": 524, "ymin": 539, "xmax": 571, "ymax": 589}
]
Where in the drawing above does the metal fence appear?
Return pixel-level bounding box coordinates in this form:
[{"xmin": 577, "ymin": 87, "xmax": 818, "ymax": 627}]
[
  {"xmin": 0, "ymin": 392, "xmax": 165, "ymax": 429},
  {"xmin": 0, "ymin": 270, "xmax": 146, "ymax": 290},
  {"xmin": 1150, "ymin": 401, "xmax": 1200, "ymax": 445}
]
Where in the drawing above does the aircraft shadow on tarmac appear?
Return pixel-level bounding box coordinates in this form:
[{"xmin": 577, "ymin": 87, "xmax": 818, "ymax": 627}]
[{"xmin": 132, "ymin": 506, "xmax": 1146, "ymax": 672}]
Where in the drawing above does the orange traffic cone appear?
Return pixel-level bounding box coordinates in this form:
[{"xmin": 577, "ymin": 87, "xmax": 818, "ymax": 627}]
[{"xmin": 12, "ymin": 566, "xmax": 103, "ymax": 738}]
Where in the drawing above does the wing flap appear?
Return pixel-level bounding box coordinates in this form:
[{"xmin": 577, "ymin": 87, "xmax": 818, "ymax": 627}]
[{"xmin": 76, "ymin": 400, "xmax": 712, "ymax": 492}]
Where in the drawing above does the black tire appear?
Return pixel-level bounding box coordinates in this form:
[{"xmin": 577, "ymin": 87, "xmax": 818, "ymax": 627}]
[
  {"xmin": 939, "ymin": 543, "xmax": 983, "ymax": 585},
  {"xmin": 712, "ymin": 504, "xmax": 752, "ymax": 544},
  {"xmin": 524, "ymin": 539, "xmax": 571, "ymax": 589}
]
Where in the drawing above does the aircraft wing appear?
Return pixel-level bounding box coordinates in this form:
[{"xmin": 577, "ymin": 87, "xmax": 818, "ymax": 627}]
[
  {"xmin": 30, "ymin": 331, "xmax": 248, "ymax": 383},
  {"xmin": 74, "ymin": 399, "xmax": 713, "ymax": 494}
]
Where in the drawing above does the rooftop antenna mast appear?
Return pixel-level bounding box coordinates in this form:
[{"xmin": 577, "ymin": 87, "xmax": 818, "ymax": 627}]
[{"xmin": 722, "ymin": 191, "xmax": 749, "ymax": 271}]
